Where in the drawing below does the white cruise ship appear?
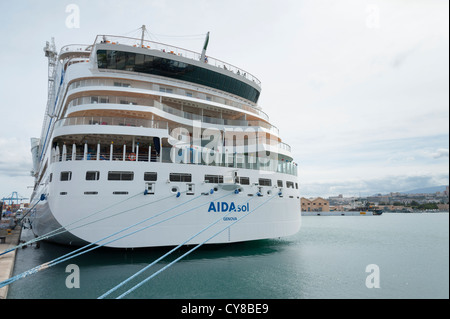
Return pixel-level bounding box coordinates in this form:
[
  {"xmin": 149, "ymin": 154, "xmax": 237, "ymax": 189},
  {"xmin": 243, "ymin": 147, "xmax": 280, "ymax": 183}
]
[{"xmin": 29, "ymin": 28, "xmax": 301, "ymax": 248}]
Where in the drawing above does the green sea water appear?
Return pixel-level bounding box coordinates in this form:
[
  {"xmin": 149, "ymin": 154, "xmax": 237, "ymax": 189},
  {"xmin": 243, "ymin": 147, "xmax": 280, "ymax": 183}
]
[{"xmin": 7, "ymin": 213, "xmax": 449, "ymax": 299}]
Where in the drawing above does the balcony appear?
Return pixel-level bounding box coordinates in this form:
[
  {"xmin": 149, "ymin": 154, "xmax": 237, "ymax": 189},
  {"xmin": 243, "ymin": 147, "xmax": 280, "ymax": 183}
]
[
  {"xmin": 66, "ymin": 94, "xmax": 279, "ymax": 135},
  {"xmin": 67, "ymin": 77, "xmax": 269, "ymax": 121},
  {"xmin": 54, "ymin": 116, "xmax": 169, "ymax": 130}
]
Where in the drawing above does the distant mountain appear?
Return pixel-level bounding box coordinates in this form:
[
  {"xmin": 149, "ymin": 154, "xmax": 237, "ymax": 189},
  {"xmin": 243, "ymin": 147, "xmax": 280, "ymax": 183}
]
[{"xmin": 401, "ymin": 185, "xmax": 448, "ymax": 194}]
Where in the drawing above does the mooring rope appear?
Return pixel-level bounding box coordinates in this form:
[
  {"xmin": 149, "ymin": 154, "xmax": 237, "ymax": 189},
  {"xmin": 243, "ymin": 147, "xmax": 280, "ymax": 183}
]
[
  {"xmin": 99, "ymin": 189, "xmax": 252, "ymax": 299},
  {"xmin": 26, "ymin": 191, "xmax": 179, "ymax": 248},
  {"xmin": 109, "ymin": 193, "xmax": 279, "ymax": 299},
  {"xmin": 0, "ymin": 190, "xmax": 144, "ymax": 256},
  {"xmin": 0, "ymin": 190, "xmax": 231, "ymax": 289}
]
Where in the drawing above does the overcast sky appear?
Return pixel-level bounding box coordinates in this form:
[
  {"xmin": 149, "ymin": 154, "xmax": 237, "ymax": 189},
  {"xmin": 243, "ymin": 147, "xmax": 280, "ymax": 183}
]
[{"xmin": 0, "ymin": 0, "xmax": 448, "ymax": 202}]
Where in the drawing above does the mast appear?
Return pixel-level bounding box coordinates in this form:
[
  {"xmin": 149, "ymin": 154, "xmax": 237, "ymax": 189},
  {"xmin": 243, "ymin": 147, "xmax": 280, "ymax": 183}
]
[
  {"xmin": 140, "ymin": 25, "xmax": 146, "ymax": 47},
  {"xmin": 43, "ymin": 38, "xmax": 57, "ymax": 117},
  {"xmin": 200, "ymin": 31, "xmax": 210, "ymax": 62}
]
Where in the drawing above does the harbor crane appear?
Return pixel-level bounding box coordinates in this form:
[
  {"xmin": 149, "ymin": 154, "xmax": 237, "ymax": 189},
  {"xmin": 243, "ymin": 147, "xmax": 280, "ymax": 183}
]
[{"xmin": 1, "ymin": 192, "xmax": 28, "ymax": 206}]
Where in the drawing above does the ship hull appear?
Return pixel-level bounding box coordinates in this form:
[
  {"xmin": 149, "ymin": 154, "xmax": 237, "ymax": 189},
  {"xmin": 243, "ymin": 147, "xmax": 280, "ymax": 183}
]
[{"xmin": 31, "ymin": 162, "xmax": 301, "ymax": 248}]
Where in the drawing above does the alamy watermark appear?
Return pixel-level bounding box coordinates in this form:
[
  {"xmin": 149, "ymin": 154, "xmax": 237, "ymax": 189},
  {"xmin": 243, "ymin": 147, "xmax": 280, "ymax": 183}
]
[
  {"xmin": 65, "ymin": 264, "xmax": 80, "ymax": 289},
  {"xmin": 164, "ymin": 121, "xmax": 297, "ymax": 176},
  {"xmin": 365, "ymin": 264, "xmax": 380, "ymax": 289},
  {"xmin": 366, "ymin": 4, "xmax": 380, "ymax": 29},
  {"xmin": 65, "ymin": 4, "xmax": 80, "ymax": 29}
]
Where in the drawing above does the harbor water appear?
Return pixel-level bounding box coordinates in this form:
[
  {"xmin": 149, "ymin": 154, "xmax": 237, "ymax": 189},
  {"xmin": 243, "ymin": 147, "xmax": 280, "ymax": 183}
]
[{"xmin": 7, "ymin": 213, "xmax": 449, "ymax": 299}]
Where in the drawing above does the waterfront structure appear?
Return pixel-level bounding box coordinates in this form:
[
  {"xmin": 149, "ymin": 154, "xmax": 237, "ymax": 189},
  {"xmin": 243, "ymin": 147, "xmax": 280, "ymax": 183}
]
[
  {"xmin": 29, "ymin": 30, "xmax": 301, "ymax": 248},
  {"xmin": 301, "ymin": 197, "xmax": 329, "ymax": 212}
]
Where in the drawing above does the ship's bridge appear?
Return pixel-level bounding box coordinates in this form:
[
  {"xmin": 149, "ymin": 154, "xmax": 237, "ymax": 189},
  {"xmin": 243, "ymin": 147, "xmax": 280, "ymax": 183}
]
[{"xmin": 92, "ymin": 35, "xmax": 261, "ymax": 104}]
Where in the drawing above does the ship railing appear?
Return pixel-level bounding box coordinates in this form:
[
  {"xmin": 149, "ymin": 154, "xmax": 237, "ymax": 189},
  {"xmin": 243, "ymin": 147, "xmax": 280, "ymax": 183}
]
[
  {"xmin": 59, "ymin": 44, "xmax": 92, "ymax": 54},
  {"xmin": 51, "ymin": 144, "xmax": 297, "ymax": 176},
  {"xmin": 278, "ymin": 141, "xmax": 292, "ymax": 152},
  {"xmin": 66, "ymin": 97, "xmax": 279, "ymax": 135},
  {"xmin": 67, "ymin": 77, "xmax": 269, "ymax": 121},
  {"xmin": 93, "ymin": 35, "xmax": 262, "ymax": 87},
  {"xmin": 52, "ymin": 151, "xmax": 160, "ymax": 163},
  {"xmin": 54, "ymin": 116, "xmax": 169, "ymax": 130},
  {"xmin": 55, "ymin": 114, "xmax": 289, "ymax": 155},
  {"xmin": 58, "ymin": 44, "xmax": 92, "ymax": 62}
]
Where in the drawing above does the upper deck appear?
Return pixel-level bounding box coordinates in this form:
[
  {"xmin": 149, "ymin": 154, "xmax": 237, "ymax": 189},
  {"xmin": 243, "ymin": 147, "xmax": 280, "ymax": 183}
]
[
  {"xmin": 57, "ymin": 34, "xmax": 262, "ymax": 104},
  {"xmin": 92, "ymin": 35, "xmax": 261, "ymax": 86},
  {"xmin": 90, "ymin": 35, "xmax": 261, "ymax": 104}
]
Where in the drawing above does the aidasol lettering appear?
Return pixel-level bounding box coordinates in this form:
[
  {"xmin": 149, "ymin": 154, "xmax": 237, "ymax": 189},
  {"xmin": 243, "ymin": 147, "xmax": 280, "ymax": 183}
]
[{"xmin": 207, "ymin": 202, "xmax": 249, "ymax": 213}]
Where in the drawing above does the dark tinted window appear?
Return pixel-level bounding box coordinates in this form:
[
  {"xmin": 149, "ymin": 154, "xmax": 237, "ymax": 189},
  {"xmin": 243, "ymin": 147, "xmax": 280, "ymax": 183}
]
[
  {"xmin": 108, "ymin": 171, "xmax": 134, "ymax": 181},
  {"xmin": 204, "ymin": 175, "xmax": 223, "ymax": 183},
  {"xmin": 60, "ymin": 171, "xmax": 72, "ymax": 181},
  {"xmin": 237, "ymin": 177, "xmax": 250, "ymax": 185},
  {"xmin": 97, "ymin": 50, "xmax": 260, "ymax": 103},
  {"xmin": 259, "ymin": 178, "xmax": 272, "ymax": 186},
  {"xmin": 86, "ymin": 171, "xmax": 100, "ymax": 181},
  {"xmin": 169, "ymin": 173, "xmax": 192, "ymax": 182},
  {"xmin": 144, "ymin": 172, "xmax": 157, "ymax": 181}
]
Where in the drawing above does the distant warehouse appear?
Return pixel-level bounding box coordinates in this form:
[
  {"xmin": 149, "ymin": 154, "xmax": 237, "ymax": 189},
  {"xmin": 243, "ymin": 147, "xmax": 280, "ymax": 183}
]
[{"xmin": 301, "ymin": 197, "xmax": 330, "ymax": 212}]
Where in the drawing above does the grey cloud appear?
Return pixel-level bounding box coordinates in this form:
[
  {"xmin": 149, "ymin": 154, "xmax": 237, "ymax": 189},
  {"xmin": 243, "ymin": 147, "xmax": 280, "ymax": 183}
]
[{"xmin": 431, "ymin": 148, "xmax": 449, "ymax": 159}]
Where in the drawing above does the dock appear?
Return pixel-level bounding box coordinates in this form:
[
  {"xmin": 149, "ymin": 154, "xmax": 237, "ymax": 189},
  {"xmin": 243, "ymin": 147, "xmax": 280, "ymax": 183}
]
[{"xmin": 0, "ymin": 226, "xmax": 21, "ymax": 299}]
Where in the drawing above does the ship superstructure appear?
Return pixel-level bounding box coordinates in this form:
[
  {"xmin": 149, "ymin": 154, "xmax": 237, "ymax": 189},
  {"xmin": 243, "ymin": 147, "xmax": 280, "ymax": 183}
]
[{"xmin": 29, "ymin": 29, "xmax": 301, "ymax": 248}]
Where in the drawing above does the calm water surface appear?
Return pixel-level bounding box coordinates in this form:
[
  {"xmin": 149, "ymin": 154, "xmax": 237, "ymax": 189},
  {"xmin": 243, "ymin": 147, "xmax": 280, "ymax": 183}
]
[{"xmin": 8, "ymin": 213, "xmax": 449, "ymax": 299}]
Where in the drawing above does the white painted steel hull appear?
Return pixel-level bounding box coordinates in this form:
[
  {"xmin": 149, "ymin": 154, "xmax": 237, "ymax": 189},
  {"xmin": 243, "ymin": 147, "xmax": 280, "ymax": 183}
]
[{"xmin": 31, "ymin": 162, "xmax": 301, "ymax": 248}]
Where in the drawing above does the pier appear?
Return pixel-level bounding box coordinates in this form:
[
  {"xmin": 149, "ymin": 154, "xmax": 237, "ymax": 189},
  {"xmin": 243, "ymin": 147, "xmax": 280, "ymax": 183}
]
[{"xmin": 0, "ymin": 226, "xmax": 21, "ymax": 299}]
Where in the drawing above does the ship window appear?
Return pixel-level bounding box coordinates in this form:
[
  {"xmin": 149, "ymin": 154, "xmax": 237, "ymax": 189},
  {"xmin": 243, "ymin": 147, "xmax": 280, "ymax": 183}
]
[
  {"xmin": 144, "ymin": 172, "xmax": 157, "ymax": 181},
  {"xmin": 169, "ymin": 173, "xmax": 192, "ymax": 182},
  {"xmin": 295, "ymin": 183, "xmax": 298, "ymax": 189},
  {"xmin": 86, "ymin": 171, "xmax": 100, "ymax": 181},
  {"xmin": 113, "ymin": 191, "xmax": 129, "ymax": 195},
  {"xmin": 60, "ymin": 171, "xmax": 72, "ymax": 181},
  {"xmin": 97, "ymin": 50, "xmax": 260, "ymax": 103},
  {"xmin": 236, "ymin": 177, "xmax": 250, "ymax": 185},
  {"xmin": 84, "ymin": 191, "xmax": 98, "ymax": 195},
  {"xmin": 258, "ymin": 178, "xmax": 272, "ymax": 187},
  {"xmin": 49, "ymin": 173, "xmax": 53, "ymax": 183},
  {"xmin": 204, "ymin": 175, "xmax": 223, "ymax": 183},
  {"xmin": 160, "ymin": 87, "xmax": 173, "ymax": 94},
  {"xmin": 286, "ymin": 181, "xmax": 294, "ymax": 189},
  {"xmin": 108, "ymin": 171, "xmax": 134, "ymax": 181},
  {"xmin": 277, "ymin": 180, "xmax": 283, "ymax": 187},
  {"xmin": 120, "ymin": 99, "xmax": 137, "ymax": 105},
  {"xmin": 114, "ymin": 82, "xmax": 130, "ymax": 87}
]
